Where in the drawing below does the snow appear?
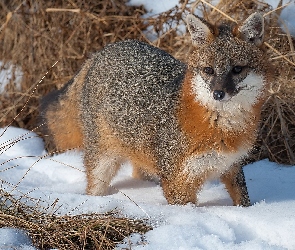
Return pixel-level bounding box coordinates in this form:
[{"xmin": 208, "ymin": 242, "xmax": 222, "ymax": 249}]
[
  {"xmin": 127, "ymin": 0, "xmax": 180, "ymax": 16},
  {"xmin": 1, "ymin": 0, "xmax": 295, "ymax": 249},
  {"xmin": 280, "ymin": 1, "xmax": 295, "ymax": 37},
  {"xmin": 1, "ymin": 128, "xmax": 295, "ymax": 249},
  {"xmin": 0, "ymin": 228, "xmax": 34, "ymax": 250},
  {"xmin": 0, "ymin": 62, "xmax": 22, "ymax": 94}
]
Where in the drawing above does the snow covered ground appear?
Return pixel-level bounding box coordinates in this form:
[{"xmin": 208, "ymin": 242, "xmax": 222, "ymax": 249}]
[
  {"xmin": 1, "ymin": 0, "xmax": 295, "ymax": 249},
  {"xmin": 1, "ymin": 128, "xmax": 295, "ymax": 249}
]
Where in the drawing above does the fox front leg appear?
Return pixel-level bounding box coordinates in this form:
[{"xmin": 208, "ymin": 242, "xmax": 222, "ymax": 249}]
[
  {"xmin": 221, "ymin": 163, "xmax": 251, "ymax": 207},
  {"xmin": 161, "ymin": 173, "xmax": 206, "ymax": 205}
]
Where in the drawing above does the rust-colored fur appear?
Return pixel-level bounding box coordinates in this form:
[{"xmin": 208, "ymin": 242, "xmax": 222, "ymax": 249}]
[
  {"xmin": 45, "ymin": 100, "xmax": 83, "ymax": 151},
  {"xmin": 42, "ymin": 59, "xmax": 93, "ymax": 151}
]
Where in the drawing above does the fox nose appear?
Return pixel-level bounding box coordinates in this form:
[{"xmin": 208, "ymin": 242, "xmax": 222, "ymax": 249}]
[{"xmin": 213, "ymin": 90, "xmax": 225, "ymax": 100}]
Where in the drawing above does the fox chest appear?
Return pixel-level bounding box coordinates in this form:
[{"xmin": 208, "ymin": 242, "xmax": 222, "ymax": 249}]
[{"xmin": 183, "ymin": 147, "xmax": 248, "ymax": 178}]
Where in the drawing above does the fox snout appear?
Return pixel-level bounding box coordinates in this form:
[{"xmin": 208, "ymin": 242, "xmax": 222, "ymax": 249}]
[
  {"xmin": 213, "ymin": 90, "xmax": 225, "ymax": 100},
  {"xmin": 210, "ymin": 77, "xmax": 236, "ymax": 102}
]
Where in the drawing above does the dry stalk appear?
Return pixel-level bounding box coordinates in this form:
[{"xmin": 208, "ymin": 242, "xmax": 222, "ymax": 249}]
[
  {"xmin": 45, "ymin": 8, "xmax": 80, "ymax": 13},
  {"xmin": 200, "ymin": 0, "xmax": 238, "ymax": 22}
]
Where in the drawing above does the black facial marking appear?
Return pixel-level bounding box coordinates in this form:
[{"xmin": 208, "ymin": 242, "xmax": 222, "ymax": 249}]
[{"xmin": 209, "ymin": 72, "xmax": 236, "ymax": 96}]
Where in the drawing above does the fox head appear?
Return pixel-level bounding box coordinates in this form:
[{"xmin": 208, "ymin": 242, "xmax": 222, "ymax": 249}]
[{"xmin": 186, "ymin": 13, "xmax": 271, "ymax": 116}]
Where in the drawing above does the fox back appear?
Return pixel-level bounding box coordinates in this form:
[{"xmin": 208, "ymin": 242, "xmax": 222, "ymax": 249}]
[{"xmin": 40, "ymin": 13, "xmax": 273, "ymax": 206}]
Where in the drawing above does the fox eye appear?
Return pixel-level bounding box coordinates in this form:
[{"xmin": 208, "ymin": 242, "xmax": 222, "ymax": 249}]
[
  {"xmin": 232, "ymin": 66, "xmax": 243, "ymax": 74},
  {"xmin": 203, "ymin": 67, "xmax": 214, "ymax": 75}
]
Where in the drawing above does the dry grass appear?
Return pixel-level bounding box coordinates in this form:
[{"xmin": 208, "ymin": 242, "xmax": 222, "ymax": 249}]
[
  {"xmin": 0, "ymin": 0, "xmax": 148, "ymax": 129},
  {"xmin": 0, "ymin": 188, "xmax": 151, "ymax": 249},
  {"xmin": 0, "ymin": 0, "xmax": 295, "ymax": 248}
]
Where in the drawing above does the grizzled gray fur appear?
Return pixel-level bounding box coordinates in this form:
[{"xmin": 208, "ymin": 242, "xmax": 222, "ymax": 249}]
[{"xmin": 82, "ymin": 40, "xmax": 187, "ymax": 173}]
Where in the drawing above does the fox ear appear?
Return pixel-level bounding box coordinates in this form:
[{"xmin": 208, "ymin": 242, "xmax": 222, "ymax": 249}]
[
  {"xmin": 239, "ymin": 12, "xmax": 264, "ymax": 46},
  {"xmin": 186, "ymin": 14, "xmax": 214, "ymax": 47}
]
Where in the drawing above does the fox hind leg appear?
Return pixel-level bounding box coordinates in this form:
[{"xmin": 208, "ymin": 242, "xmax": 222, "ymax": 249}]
[
  {"xmin": 82, "ymin": 119, "xmax": 122, "ymax": 196},
  {"xmin": 85, "ymin": 148, "xmax": 121, "ymax": 196}
]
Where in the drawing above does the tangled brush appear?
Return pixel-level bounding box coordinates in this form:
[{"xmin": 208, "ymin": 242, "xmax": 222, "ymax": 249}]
[{"xmin": 0, "ymin": 188, "xmax": 151, "ymax": 249}]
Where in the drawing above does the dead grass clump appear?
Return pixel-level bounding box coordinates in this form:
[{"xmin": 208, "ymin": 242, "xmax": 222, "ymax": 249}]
[
  {"xmin": 1, "ymin": 0, "xmax": 293, "ymax": 165},
  {"xmin": 258, "ymin": 92, "xmax": 295, "ymax": 165},
  {"xmin": 0, "ymin": 188, "xmax": 151, "ymax": 249},
  {"xmin": 0, "ymin": 0, "xmax": 147, "ymax": 129}
]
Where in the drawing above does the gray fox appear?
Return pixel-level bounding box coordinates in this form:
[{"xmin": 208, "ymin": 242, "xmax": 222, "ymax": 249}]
[{"xmin": 40, "ymin": 12, "xmax": 273, "ymax": 206}]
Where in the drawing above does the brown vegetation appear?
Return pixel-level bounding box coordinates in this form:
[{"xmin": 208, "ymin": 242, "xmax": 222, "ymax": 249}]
[{"xmin": 0, "ymin": 188, "xmax": 151, "ymax": 249}]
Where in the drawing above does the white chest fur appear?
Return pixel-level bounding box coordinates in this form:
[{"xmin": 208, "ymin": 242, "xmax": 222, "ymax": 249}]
[{"xmin": 184, "ymin": 146, "xmax": 249, "ymax": 179}]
